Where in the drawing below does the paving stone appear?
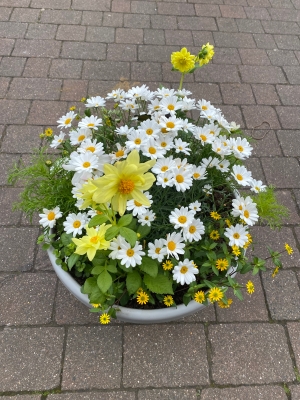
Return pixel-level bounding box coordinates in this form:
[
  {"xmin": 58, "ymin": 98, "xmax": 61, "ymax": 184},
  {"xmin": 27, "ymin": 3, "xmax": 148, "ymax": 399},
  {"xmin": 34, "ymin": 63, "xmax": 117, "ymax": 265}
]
[
  {"xmin": 240, "ymin": 66, "xmax": 286, "ymax": 84},
  {"xmin": 11, "ymin": 7, "xmax": 40, "ymax": 22},
  {"xmin": 31, "ymin": 0, "xmax": 71, "ymax": 7},
  {"xmin": 275, "ymin": 35, "xmax": 300, "ymax": 51},
  {"xmin": 138, "ymin": 389, "xmax": 198, "ymax": 400},
  {"xmin": 176, "ymin": 303, "xmax": 216, "ymax": 323},
  {"xmin": 195, "ymin": 64, "xmax": 240, "ymax": 83},
  {"xmin": 213, "ymin": 32, "xmax": 256, "ymax": 48},
  {"xmin": 254, "ymin": 33, "xmax": 277, "ymax": 49},
  {"xmin": 251, "ymin": 84, "xmax": 280, "ymax": 105},
  {"xmin": 0, "ymin": 327, "xmax": 64, "ymax": 391},
  {"xmin": 178, "ymin": 16, "xmax": 218, "ymax": 31},
  {"xmin": 194, "ymin": 4, "xmax": 221, "ymax": 17},
  {"xmin": 183, "ymin": 83, "xmax": 222, "ymax": 104},
  {"xmin": 131, "ymin": 62, "xmax": 162, "ymax": 82},
  {"xmin": 244, "ymin": 7, "xmax": 271, "ymax": 20},
  {"xmin": 83, "ymin": 60, "xmax": 130, "ymax": 80},
  {"xmin": 86, "ymin": 26, "xmax": 115, "ymax": 43},
  {"xmin": 0, "ymin": 227, "xmax": 39, "ymax": 271},
  {"xmin": 216, "ymin": 273, "xmax": 269, "ymax": 322},
  {"xmin": 0, "ymin": 187, "xmax": 22, "ymax": 225},
  {"xmin": 57, "ymin": 25, "xmax": 86, "ymax": 41},
  {"xmin": 277, "ymin": 106, "xmax": 300, "ymax": 128},
  {"xmin": 290, "ymin": 385, "xmax": 300, "ymax": 400},
  {"xmin": 82, "ymin": 10, "xmax": 104, "ymax": 26},
  {"xmin": 60, "ymin": 79, "xmax": 88, "ymax": 101},
  {"xmin": 55, "ymin": 281, "xmax": 99, "ymax": 325},
  {"xmin": 115, "ymin": 28, "xmax": 143, "ymax": 44},
  {"xmin": 247, "ymin": 0, "xmax": 271, "ymax": 6},
  {"xmin": 270, "ymin": 190, "xmax": 300, "ymax": 224},
  {"xmin": 239, "ymin": 48, "xmax": 270, "ymax": 66},
  {"xmin": 165, "ymin": 30, "xmax": 194, "ymax": 46},
  {"xmin": 124, "ymin": 13, "xmax": 150, "ymax": 29},
  {"xmin": 201, "ymin": 386, "xmax": 287, "ymax": 400},
  {"xmin": 23, "ymin": 58, "xmax": 51, "ymax": 78},
  {"xmin": 158, "ymin": 2, "xmax": 196, "ymax": 16},
  {"xmin": 13, "ymin": 39, "xmax": 61, "ymax": 58},
  {"xmin": 62, "ymin": 326, "xmax": 122, "ymax": 389},
  {"xmin": 269, "ymin": 8, "xmax": 300, "ymax": 21},
  {"xmin": 217, "ymin": 105, "xmax": 245, "ymax": 128},
  {"xmin": 144, "ymin": 30, "xmax": 165, "ymax": 46},
  {"xmin": 242, "ymin": 105, "xmax": 281, "ymax": 129},
  {"xmin": 40, "ymin": 9, "xmax": 82, "ymax": 24},
  {"xmin": 262, "ymin": 270, "xmax": 300, "ymax": 320},
  {"xmin": 277, "ymin": 130, "xmax": 300, "ymax": 157},
  {"xmin": 72, "ymin": 0, "xmax": 110, "ymax": 11},
  {"xmin": 123, "ymin": 324, "xmax": 209, "ymax": 387},
  {"xmin": 220, "ymin": 5, "xmax": 246, "ymax": 18},
  {"xmin": 262, "ymin": 157, "xmax": 300, "ymax": 188},
  {"xmin": 131, "ymin": 0, "xmax": 157, "ymax": 14},
  {"xmin": 26, "ymin": 23, "xmax": 57, "ymax": 40},
  {"xmin": 244, "ymin": 157, "xmax": 265, "ymax": 181},
  {"xmin": 0, "ymin": 7, "xmax": 12, "ymax": 21},
  {"xmin": 277, "ymin": 85, "xmax": 300, "ymax": 106},
  {"xmin": 212, "ymin": 48, "xmax": 241, "ymax": 65},
  {"xmin": 216, "ymin": 17, "xmax": 238, "ymax": 32},
  {"xmin": 267, "ymin": 49, "xmax": 298, "ymax": 66},
  {"xmin": 48, "ymin": 393, "xmax": 135, "ymax": 400},
  {"xmin": 0, "ymin": 272, "xmax": 56, "ymax": 325},
  {"xmin": 283, "ymin": 66, "xmax": 300, "ymax": 84},
  {"xmin": 269, "ymin": 0, "xmax": 294, "ymax": 6},
  {"xmin": 237, "ymin": 19, "xmax": 264, "ymax": 33},
  {"xmin": 209, "ymin": 323, "xmax": 294, "ymax": 384},
  {"xmin": 49, "ymin": 59, "xmax": 83, "ymax": 79},
  {"xmin": 151, "ymin": 15, "xmax": 177, "ymax": 30},
  {"xmin": 192, "ymin": 31, "xmax": 215, "ymax": 47},
  {"xmin": 0, "ymin": 395, "xmax": 41, "ymax": 400},
  {"xmin": 264, "ymin": 21, "xmax": 300, "ymax": 36},
  {"xmin": 0, "ymin": 38, "xmax": 15, "ymax": 56},
  {"xmin": 8, "ymin": 77, "xmax": 62, "ymax": 100},
  {"xmin": 2, "ymin": 125, "xmax": 42, "ymax": 153},
  {"xmin": 0, "ymin": 154, "xmax": 20, "ymax": 185},
  {"xmin": 0, "ymin": 0, "xmax": 29, "ymax": 4},
  {"xmin": 111, "ymin": 0, "xmax": 130, "ymax": 13},
  {"xmin": 0, "ymin": 56, "xmax": 26, "ymax": 76},
  {"xmin": 61, "ymin": 42, "xmax": 106, "ymax": 60},
  {"xmin": 221, "ymin": 83, "xmax": 255, "ymax": 104},
  {"xmin": 138, "ymin": 45, "xmax": 178, "ymax": 62},
  {"xmin": 0, "ymin": 99, "xmax": 30, "ymax": 124},
  {"xmin": 0, "ymin": 21, "xmax": 27, "ymax": 38},
  {"xmin": 28, "ymin": 100, "xmax": 67, "ymax": 125},
  {"xmin": 102, "ymin": 12, "xmax": 123, "ymax": 27},
  {"xmin": 288, "ymin": 323, "xmax": 300, "ymax": 369}
]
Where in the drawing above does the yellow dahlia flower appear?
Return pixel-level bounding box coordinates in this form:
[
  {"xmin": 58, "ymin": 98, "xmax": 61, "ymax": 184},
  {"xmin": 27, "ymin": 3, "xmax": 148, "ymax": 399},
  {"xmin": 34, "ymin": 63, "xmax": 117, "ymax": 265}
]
[
  {"xmin": 92, "ymin": 150, "xmax": 156, "ymax": 216},
  {"xmin": 198, "ymin": 43, "xmax": 214, "ymax": 66},
  {"xmin": 171, "ymin": 47, "xmax": 195, "ymax": 73}
]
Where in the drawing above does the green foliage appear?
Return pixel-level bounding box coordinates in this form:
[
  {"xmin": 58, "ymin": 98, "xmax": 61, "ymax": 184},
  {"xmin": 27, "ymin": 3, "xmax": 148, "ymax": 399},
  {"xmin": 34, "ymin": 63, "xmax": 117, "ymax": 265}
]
[{"xmin": 251, "ymin": 186, "xmax": 289, "ymax": 229}]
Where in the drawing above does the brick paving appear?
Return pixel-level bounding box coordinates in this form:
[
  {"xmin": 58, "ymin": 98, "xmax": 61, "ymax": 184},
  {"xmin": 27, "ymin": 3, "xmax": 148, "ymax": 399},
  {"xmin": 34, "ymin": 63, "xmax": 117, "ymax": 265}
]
[{"xmin": 0, "ymin": 0, "xmax": 300, "ymax": 399}]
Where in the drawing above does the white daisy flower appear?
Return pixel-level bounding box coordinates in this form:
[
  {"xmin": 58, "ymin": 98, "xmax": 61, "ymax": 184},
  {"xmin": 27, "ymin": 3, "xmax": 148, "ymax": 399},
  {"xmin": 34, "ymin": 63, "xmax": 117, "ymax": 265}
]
[
  {"xmin": 69, "ymin": 128, "xmax": 93, "ymax": 145},
  {"xmin": 182, "ymin": 219, "xmax": 205, "ymax": 242},
  {"xmin": 191, "ymin": 165, "xmax": 207, "ymax": 180},
  {"xmin": 63, "ymin": 151, "xmax": 99, "ymax": 174},
  {"xmin": 181, "ymin": 118, "xmax": 195, "ymax": 133},
  {"xmin": 148, "ymin": 239, "xmax": 166, "ymax": 263},
  {"xmin": 219, "ymin": 135, "xmax": 232, "ymax": 152},
  {"xmin": 141, "ymin": 137, "xmax": 166, "ymax": 159},
  {"xmin": 231, "ymin": 165, "xmax": 252, "ymax": 186},
  {"xmin": 119, "ymin": 99, "xmax": 138, "ymax": 112},
  {"xmin": 215, "ymin": 114, "xmax": 231, "ymax": 132},
  {"xmin": 211, "ymin": 138, "xmax": 232, "ymax": 157},
  {"xmin": 115, "ymin": 125, "xmax": 135, "ymax": 136},
  {"xmin": 57, "ymin": 111, "xmax": 76, "ymax": 129},
  {"xmin": 174, "ymin": 138, "xmax": 191, "ymax": 155},
  {"xmin": 201, "ymin": 156, "xmax": 220, "ymax": 169},
  {"xmin": 174, "ymin": 157, "xmax": 192, "ymax": 171},
  {"xmin": 139, "ymin": 119, "xmax": 161, "ymax": 139},
  {"xmin": 200, "ymin": 108, "xmax": 219, "ymax": 122},
  {"xmin": 50, "ymin": 132, "xmax": 65, "ymax": 148},
  {"xmin": 78, "ymin": 139, "xmax": 104, "ymax": 156},
  {"xmin": 176, "ymin": 88, "xmax": 192, "ymax": 97},
  {"xmin": 230, "ymin": 121, "xmax": 240, "ymax": 132},
  {"xmin": 249, "ymin": 179, "xmax": 267, "ymax": 193},
  {"xmin": 156, "ymin": 134, "xmax": 174, "ymax": 151},
  {"xmin": 147, "ymin": 98, "xmax": 162, "ymax": 114},
  {"xmin": 173, "ymin": 167, "xmax": 193, "ymax": 192},
  {"xmin": 203, "ymin": 184, "xmax": 212, "ymax": 195},
  {"xmin": 156, "ymin": 171, "xmax": 175, "ymax": 188},
  {"xmin": 138, "ymin": 210, "xmax": 156, "ymax": 226},
  {"xmin": 224, "ymin": 223, "xmax": 248, "ymax": 247},
  {"xmin": 206, "ymin": 122, "xmax": 221, "ymax": 138},
  {"xmin": 163, "ymin": 232, "xmax": 185, "ymax": 260},
  {"xmin": 155, "ymin": 87, "xmax": 176, "ymax": 98},
  {"xmin": 196, "ymin": 99, "xmax": 212, "ymax": 112},
  {"xmin": 78, "ymin": 115, "xmax": 103, "ymax": 130},
  {"xmin": 179, "ymin": 97, "xmax": 196, "ymax": 111},
  {"xmin": 172, "ymin": 259, "xmax": 199, "ymax": 285},
  {"xmin": 169, "ymin": 206, "xmax": 195, "ymax": 229},
  {"xmin": 126, "ymin": 130, "xmax": 149, "ymax": 151},
  {"xmin": 159, "ymin": 115, "xmax": 183, "ymax": 135},
  {"xmin": 127, "ymin": 192, "xmax": 153, "ymax": 216},
  {"xmin": 216, "ymin": 159, "xmax": 230, "ymax": 173},
  {"xmin": 109, "ymin": 235, "xmax": 127, "ymax": 260},
  {"xmin": 127, "ymin": 84, "xmax": 153, "ymax": 101},
  {"xmin": 106, "ymin": 88, "xmax": 127, "ymax": 102},
  {"xmin": 85, "ymin": 96, "xmax": 106, "ymax": 108},
  {"xmin": 116, "ymin": 240, "xmax": 145, "ymax": 268},
  {"xmin": 160, "ymin": 95, "xmax": 181, "ymax": 115},
  {"xmin": 189, "ymin": 201, "xmax": 202, "ymax": 212},
  {"xmin": 110, "ymin": 143, "xmax": 129, "ymax": 161},
  {"xmin": 231, "ymin": 137, "xmax": 253, "ymax": 160},
  {"xmin": 39, "ymin": 206, "xmax": 62, "ymax": 228},
  {"xmin": 63, "ymin": 212, "xmax": 87, "ymax": 237},
  {"xmin": 152, "ymin": 156, "xmax": 177, "ymax": 175},
  {"xmin": 192, "ymin": 126, "xmax": 215, "ymax": 145},
  {"xmin": 231, "ymin": 196, "xmax": 259, "ymax": 226}
]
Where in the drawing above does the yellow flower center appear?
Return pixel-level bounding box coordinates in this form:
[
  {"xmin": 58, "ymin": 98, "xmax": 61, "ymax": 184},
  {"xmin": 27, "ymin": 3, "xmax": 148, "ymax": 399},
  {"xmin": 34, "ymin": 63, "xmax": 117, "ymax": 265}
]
[
  {"xmin": 237, "ymin": 145, "xmax": 244, "ymax": 152},
  {"xmin": 239, "ymin": 205, "xmax": 243, "ymax": 210},
  {"xmin": 168, "ymin": 241, "xmax": 176, "ymax": 251},
  {"xmin": 210, "ymin": 130, "xmax": 215, "ymax": 135},
  {"xmin": 178, "ymin": 216, "xmax": 187, "ymax": 224},
  {"xmin": 161, "ymin": 166, "xmax": 168, "ymax": 172},
  {"xmin": 73, "ymin": 220, "xmax": 81, "ymax": 228},
  {"xmin": 119, "ymin": 179, "xmax": 135, "ymax": 194},
  {"xmin": 149, "ymin": 147, "xmax": 156, "ymax": 154},
  {"xmin": 83, "ymin": 161, "xmax": 91, "ymax": 168},
  {"xmin": 189, "ymin": 225, "xmax": 196, "ymax": 233},
  {"xmin": 87, "ymin": 123, "xmax": 95, "ymax": 127},
  {"xmin": 134, "ymin": 138, "xmax": 141, "ymax": 144},
  {"xmin": 134, "ymin": 200, "xmax": 142, "ymax": 207},
  {"xmin": 127, "ymin": 249, "xmax": 135, "ymax": 257},
  {"xmin": 155, "ymin": 248, "xmax": 161, "ymax": 254},
  {"xmin": 202, "ymin": 105, "xmax": 208, "ymax": 110},
  {"xmin": 168, "ymin": 104, "xmax": 175, "ymax": 110},
  {"xmin": 47, "ymin": 211, "xmax": 55, "ymax": 221},
  {"xmin": 193, "ymin": 173, "xmax": 200, "ymax": 179},
  {"xmin": 233, "ymin": 233, "xmax": 240, "ymax": 239},
  {"xmin": 236, "ymin": 174, "xmax": 243, "ymax": 181},
  {"xmin": 146, "ymin": 129, "xmax": 153, "ymax": 135},
  {"xmin": 64, "ymin": 118, "xmax": 71, "ymax": 125},
  {"xmin": 166, "ymin": 121, "xmax": 175, "ymax": 129},
  {"xmin": 115, "ymin": 149, "xmax": 124, "ymax": 157},
  {"xmin": 176, "ymin": 174, "xmax": 184, "ymax": 183},
  {"xmin": 180, "ymin": 266, "xmax": 188, "ymax": 274},
  {"xmin": 161, "ymin": 141, "xmax": 167, "ymax": 147},
  {"xmin": 78, "ymin": 135, "xmax": 86, "ymax": 141},
  {"xmin": 200, "ymin": 135, "xmax": 207, "ymax": 141},
  {"xmin": 86, "ymin": 146, "xmax": 95, "ymax": 152},
  {"xmin": 161, "ymin": 128, "xmax": 168, "ymax": 134},
  {"xmin": 90, "ymin": 236, "xmax": 99, "ymax": 244},
  {"xmin": 244, "ymin": 210, "xmax": 250, "ymax": 218}
]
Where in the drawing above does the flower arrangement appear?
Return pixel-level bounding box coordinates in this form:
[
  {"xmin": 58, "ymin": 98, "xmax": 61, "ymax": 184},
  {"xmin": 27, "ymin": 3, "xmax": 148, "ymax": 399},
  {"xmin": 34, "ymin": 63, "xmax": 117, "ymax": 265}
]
[{"xmin": 9, "ymin": 45, "xmax": 291, "ymax": 324}]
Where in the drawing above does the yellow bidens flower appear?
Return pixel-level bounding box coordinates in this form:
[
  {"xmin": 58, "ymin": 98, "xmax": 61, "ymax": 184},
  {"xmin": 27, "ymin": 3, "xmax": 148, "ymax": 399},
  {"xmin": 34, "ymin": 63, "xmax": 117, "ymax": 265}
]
[
  {"xmin": 218, "ymin": 298, "xmax": 233, "ymax": 309},
  {"xmin": 44, "ymin": 127, "xmax": 53, "ymax": 137},
  {"xmin": 216, "ymin": 258, "xmax": 229, "ymax": 271},
  {"xmin": 197, "ymin": 43, "xmax": 214, "ymax": 66},
  {"xmin": 91, "ymin": 150, "xmax": 156, "ymax": 216},
  {"xmin": 163, "ymin": 295, "xmax": 174, "ymax": 307},
  {"xmin": 246, "ymin": 280, "xmax": 255, "ymax": 295},
  {"xmin": 171, "ymin": 47, "xmax": 195, "ymax": 73},
  {"xmin": 285, "ymin": 243, "xmax": 293, "ymax": 255},
  {"xmin": 244, "ymin": 233, "xmax": 253, "ymax": 249},
  {"xmin": 162, "ymin": 260, "xmax": 174, "ymax": 271},
  {"xmin": 194, "ymin": 290, "xmax": 206, "ymax": 304},
  {"xmin": 210, "ymin": 211, "xmax": 221, "ymax": 220},
  {"xmin": 232, "ymin": 245, "xmax": 241, "ymax": 256},
  {"xmin": 72, "ymin": 224, "xmax": 112, "ymax": 261},
  {"xmin": 208, "ymin": 287, "xmax": 223, "ymax": 302},
  {"xmin": 272, "ymin": 266, "xmax": 280, "ymax": 278},
  {"xmin": 99, "ymin": 313, "xmax": 110, "ymax": 324},
  {"xmin": 69, "ymin": 106, "xmax": 76, "ymax": 111},
  {"xmin": 210, "ymin": 230, "xmax": 220, "ymax": 240},
  {"xmin": 137, "ymin": 291, "xmax": 149, "ymax": 305}
]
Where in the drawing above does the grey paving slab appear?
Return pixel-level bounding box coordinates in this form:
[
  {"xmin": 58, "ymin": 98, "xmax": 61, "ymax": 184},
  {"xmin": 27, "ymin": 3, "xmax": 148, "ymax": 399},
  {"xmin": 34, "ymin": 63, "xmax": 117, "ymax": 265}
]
[
  {"xmin": 123, "ymin": 324, "xmax": 209, "ymax": 387},
  {"xmin": 200, "ymin": 386, "xmax": 288, "ymax": 400},
  {"xmin": 209, "ymin": 323, "xmax": 294, "ymax": 384},
  {"xmin": 1, "ymin": 396, "xmax": 41, "ymax": 400},
  {"xmin": 138, "ymin": 389, "xmax": 198, "ymax": 400},
  {"xmin": 273, "ymin": 190, "xmax": 300, "ymax": 224},
  {"xmin": 2, "ymin": 125, "xmax": 42, "ymax": 153},
  {"xmin": 287, "ymin": 322, "xmax": 300, "ymax": 370},
  {"xmin": 248, "ymin": 130, "xmax": 282, "ymax": 156},
  {"xmin": 0, "ymin": 327, "xmax": 64, "ymax": 391},
  {"xmin": 0, "ymin": 187, "xmax": 22, "ymax": 225},
  {"xmin": 0, "ymin": 272, "xmax": 56, "ymax": 325},
  {"xmin": 62, "ymin": 326, "xmax": 123, "ymax": 389},
  {"xmin": 48, "ymin": 393, "xmax": 135, "ymax": 400},
  {"xmin": 290, "ymin": 384, "xmax": 300, "ymax": 399},
  {"xmin": 261, "ymin": 157, "xmax": 300, "ymax": 188}
]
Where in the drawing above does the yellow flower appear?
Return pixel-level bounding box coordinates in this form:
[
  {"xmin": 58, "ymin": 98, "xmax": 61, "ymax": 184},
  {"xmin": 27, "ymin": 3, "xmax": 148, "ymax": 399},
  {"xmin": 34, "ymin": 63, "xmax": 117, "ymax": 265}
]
[
  {"xmin": 210, "ymin": 211, "xmax": 221, "ymax": 220},
  {"xmin": 210, "ymin": 230, "xmax": 220, "ymax": 240},
  {"xmin": 69, "ymin": 106, "xmax": 76, "ymax": 111},
  {"xmin": 77, "ymin": 179, "xmax": 98, "ymax": 210},
  {"xmin": 225, "ymin": 219, "xmax": 231, "ymax": 227},
  {"xmin": 208, "ymin": 287, "xmax": 223, "ymax": 302},
  {"xmin": 162, "ymin": 260, "xmax": 173, "ymax": 270},
  {"xmin": 232, "ymin": 245, "xmax": 241, "ymax": 256},
  {"xmin": 285, "ymin": 243, "xmax": 293, "ymax": 255},
  {"xmin": 198, "ymin": 43, "xmax": 214, "ymax": 66},
  {"xmin": 136, "ymin": 287, "xmax": 144, "ymax": 295},
  {"xmin": 44, "ymin": 128, "xmax": 53, "ymax": 137},
  {"xmin": 218, "ymin": 298, "xmax": 233, "ymax": 309},
  {"xmin": 216, "ymin": 258, "xmax": 229, "ymax": 271},
  {"xmin": 272, "ymin": 266, "xmax": 279, "ymax": 278},
  {"xmin": 244, "ymin": 233, "xmax": 253, "ymax": 249},
  {"xmin": 91, "ymin": 303, "xmax": 100, "ymax": 308},
  {"xmin": 171, "ymin": 47, "xmax": 195, "ymax": 73},
  {"xmin": 72, "ymin": 224, "xmax": 112, "ymax": 261},
  {"xmin": 246, "ymin": 280, "xmax": 255, "ymax": 295},
  {"xmin": 81, "ymin": 97, "xmax": 86, "ymax": 102},
  {"xmin": 163, "ymin": 295, "xmax": 174, "ymax": 307},
  {"xmin": 137, "ymin": 291, "xmax": 149, "ymax": 305},
  {"xmin": 99, "ymin": 313, "xmax": 110, "ymax": 324},
  {"xmin": 92, "ymin": 150, "xmax": 156, "ymax": 216},
  {"xmin": 194, "ymin": 290, "xmax": 206, "ymax": 304}
]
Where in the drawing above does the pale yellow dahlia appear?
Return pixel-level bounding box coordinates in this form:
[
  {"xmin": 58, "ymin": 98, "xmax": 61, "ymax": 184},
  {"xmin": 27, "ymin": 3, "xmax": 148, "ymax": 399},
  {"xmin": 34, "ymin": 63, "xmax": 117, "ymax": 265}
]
[{"xmin": 171, "ymin": 47, "xmax": 195, "ymax": 73}]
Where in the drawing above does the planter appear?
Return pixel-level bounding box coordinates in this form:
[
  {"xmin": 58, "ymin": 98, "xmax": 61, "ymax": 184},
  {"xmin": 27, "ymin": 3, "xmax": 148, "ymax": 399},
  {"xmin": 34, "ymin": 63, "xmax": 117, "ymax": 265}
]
[{"xmin": 48, "ymin": 247, "xmax": 237, "ymax": 324}]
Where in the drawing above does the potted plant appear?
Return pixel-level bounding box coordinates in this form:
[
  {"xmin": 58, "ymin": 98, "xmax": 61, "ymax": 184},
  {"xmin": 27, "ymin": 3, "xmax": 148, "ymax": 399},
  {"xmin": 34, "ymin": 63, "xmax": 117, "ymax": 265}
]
[{"xmin": 9, "ymin": 46, "xmax": 291, "ymax": 324}]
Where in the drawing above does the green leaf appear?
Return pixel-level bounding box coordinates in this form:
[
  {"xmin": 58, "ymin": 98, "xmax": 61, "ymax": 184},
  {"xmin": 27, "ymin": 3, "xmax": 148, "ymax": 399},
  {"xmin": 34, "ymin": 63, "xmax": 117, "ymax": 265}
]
[
  {"xmin": 212, "ymin": 264, "xmax": 219, "ymax": 276},
  {"xmin": 42, "ymin": 243, "xmax": 50, "ymax": 250},
  {"xmin": 67, "ymin": 253, "xmax": 80, "ymax": 270},
  {"xmin": 203, "ymin": 279, "xmax": 214, "ymax": 289},
  {"xmin": 91, "ymin": 265, "xmax": 105, "ymax": 275},
  {"xmin": 105, "ymin": 225, "xmax": 120, "ymax": 241},
  {"xmin": 120, "ymin": 227, "xmax": 137, "ymax": 247},
  {"xmin": 81, "ymin": 277, "xmax": 97, "ymax": 294},
  {"xmin": 117, "ymin": 214, "xmax": 133, "ymax": 227},
  {"xmin": 144, "ymin": 274, "xmax": 174, "ymax": 295},
  {"xmin": 126, "ymin": 270, "xmax": 142, "ymax": 294},
  {"xmin": 234, "ymin": 288, "xmax": 243, "ymax": 301},
  {"xmin": 61, "ymin": 233, "xmax": 73, "ymax": 246},
  {"xmin": 139, "ymin": 256, "xmax": 158, "ymax": 278},
  {"xmin": 120, "ymin": 291, "xmax": 130, "ymax": 306},
  {"xmin": 183, "ymin": 293, "xmax": 191, "ymax": 306},
  {"xmin": 85, "ymin": 108, "xmax": 91, "ymax": 117},
  {"xmin": 106, "ymin": 263, "xmax": 118, "ymax": 273},
  {"xmin": 88, "ymin": 214, "xmax": 109, "ymax": 228},
  {"xmin": 97, "ymin": 270, "xmax": 112, "ymax": 293},
  {"xmin": 137, "ymin": 223, "xmax": 151, "ymax": 238},
  {"xmin": 89, "ymin": 287, "xmax": 106, "ymax": 304}
]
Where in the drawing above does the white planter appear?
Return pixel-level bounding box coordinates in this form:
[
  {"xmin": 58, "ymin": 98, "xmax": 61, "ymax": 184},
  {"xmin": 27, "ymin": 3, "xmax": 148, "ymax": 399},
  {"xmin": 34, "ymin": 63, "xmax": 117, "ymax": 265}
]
[{"xmin": 48, "ymin": 247, "xmax": 236, "ymax": 324}]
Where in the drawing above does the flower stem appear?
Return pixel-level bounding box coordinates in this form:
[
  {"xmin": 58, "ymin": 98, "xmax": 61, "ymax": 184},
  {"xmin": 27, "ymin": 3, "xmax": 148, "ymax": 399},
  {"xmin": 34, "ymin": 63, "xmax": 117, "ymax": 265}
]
[{"xmin": 178, "ymin": 73, "xmax": 185, "ymax": 91}]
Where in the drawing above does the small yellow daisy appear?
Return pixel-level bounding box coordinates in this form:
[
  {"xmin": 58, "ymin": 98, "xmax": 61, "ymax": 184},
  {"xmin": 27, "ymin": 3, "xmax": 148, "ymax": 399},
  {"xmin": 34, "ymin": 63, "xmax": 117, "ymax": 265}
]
[
  {"xmin": 210, "ymin": 211, "xmax": 221, "ymax": 220},
  {"xmin": 218, "ymin": 298, "xmax": 233, "ymax": 309},
  {"xmin": 272, "ymin": 266, "xmax": 280, "ymax": 278},
  {"xmin": 208, "ymin": 287, "xmax": 223, "ymax": 302},
  {"xmin": 99, "ymin": 313, "xmax": 110, "ymax": 324},
  {"xmin": 44, "ymin": 127, "xmax": 53, "ymax": 137},
  {"xmin": 69, "ymin": 106, "xmax": 76, "ymax": 111},
  {"xmin": 163, "ymin": 295, "xmax": 174, "ymax": 307},
  {"xmin": 216, "ymin": 258, "xmax": 229, "ymax": 271},
  {"xmin": 137, "ymin": 291, "xmax": 149, "ymax": 305},
  {"xmin": 285, "ymin": 243, "xmax": 293, "ymax": 255},
  {"xmin": 232, "ymin": 245, "xmax": 241, "ymax": 256},
  {"xmin": 225, "ymin": 219, "xmax": 231, "ymax": 227},
  {"xmin": 162, "ymin": 260, "xmax": 174, "ymax": 271},
  {"xmin": 210, "ymin": 230, "xmax": 220, "ymax": 240},
  {"xmin": 246, "ymin": 280, "xmax": 255, "ymax": 295},
  {"xmin": 194, "ymin": 290, "xmax": 206, "ymax": 304}
]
